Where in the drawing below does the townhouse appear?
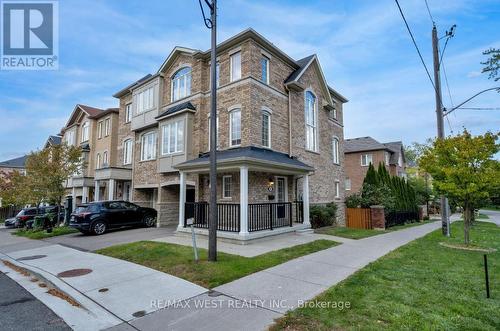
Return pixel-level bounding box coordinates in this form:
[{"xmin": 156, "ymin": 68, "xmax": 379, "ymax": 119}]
[
  {"xmin": 110, "ymin": 29, "xmax": 348, "ymax": 239},
  {"xmin": 344, "ymin": 136, "xmax": 406, "ymax": 195}
]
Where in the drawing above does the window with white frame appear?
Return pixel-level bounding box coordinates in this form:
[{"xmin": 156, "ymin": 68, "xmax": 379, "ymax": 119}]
[
  {"xmin": 104, "ymin": 118, "xmax": 110, "ymax": 137},
  {"xmin": 229, "ymin": 109, "xmax": 241, "ymax": 146},
  {"xmin": 305, "ymin": 91, "xmax": 317, "ymax": 151},
  {"xmin": 345, "ymin": 178, "xmax": 351, "ymax": 191},
  {"xmin": 361, "ymin": 153, "xmax": 373, "ymax": 166},
  {"xmin": 172, "ymin": 67, "xmax": 191, "ymax": 102},
  {"xmin": 162, "ymin": 119, "xmax": 184, "ymax": 155},
  {"xmin": 222, "ymin": 175, "xmax": 232, "ymax": 199},
  {"xmin": 261, "ymin": 110, "xmax": 271, "ymax": 148},
  {"xmin": 260, "ymin": 55, "xmax": 269, "ymax": 84},
  {"xmin": 230, "ymin": 51, "xmax": 241, "ymax": 82},
  {"xmin": 332, "ymin": 137, "xmax": 340, "ymax": 164},
  {"xmin": 125, "ymin": 104, "xmax": 132, "ymax": 123},
  {"xmin": 135, "ymin": 86, "xmax": 155, "ymax": 114},
  {"xmin": 335, "ymin": 181, "xmax": 340, "ymax": 198},
  {"xmin": 81, "ymin": 122, "xmax": 89, "ymax": 142},
  {"xmin": 398, "ymin": 153, "xmax": 403, "ymax": 167},
  {"xmin": 65, "ymin": 130, "xmax": 75, "ymax": 146},
  {"xmin": 123, "ymin": 139, "xmax": 133, "ymax": 165},
  {"xmin": 102, "ymin": 151, "xmax": 108, "ymax": 167},
  {"xmin": 141, "ymin": 131, "xmax": 157, "ymax": 161},
  {"xmin": 96, "ymin": 153, "xmax": 101, "ymax": 169},
  {"xmin": 98, "ymin": 121, "xmax": 103, "ymax": 139},
  {"xmin": 385, "ymin": 152, "xmax": 390, "ymax": 166},
  {"xmin": 207, "ymin": 116, "xmax": 219, "ymax": 150}
]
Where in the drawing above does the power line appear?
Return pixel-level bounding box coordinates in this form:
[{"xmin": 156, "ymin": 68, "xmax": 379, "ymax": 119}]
[
  {"xmin": 457, "ymin": 107, "xmax": 500, "ymax": 110},
  {"xmin": 424, "ymin": 0, "xmax": 435, "ymax": 24},
  {"xmin": 394, "ymin": 0, "xmax": 436, "ymax": 92},
  {"xmin": 441, "ymin": 59, "xmax": 454, "ymax": 108}
]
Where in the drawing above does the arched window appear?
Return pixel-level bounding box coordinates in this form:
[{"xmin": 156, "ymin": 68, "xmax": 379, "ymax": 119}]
[
  {"xmin": 332, "ymin": 137, "xmax": 340, "ymax": 164},
  {"xmin": 229, "ymin": 108, "xmax": 241, "ymax": 146},
  {"xmin": 261, "ymin": 110, "xmax": 271, "ymax": 148},
  {"xmin": 171, "ymin": 67, "xmax": 192, "ymax": 101},
  {"xmin": 81, "ymin": 122, "xmax": 89, "ymax": 142},
  {"xmin": 103, "ymin": 151, "xmax": 108, "ymax": 167},
  {"xmin": 96, "ymin": 153, "xmax": 101, "ymax": 169},
  {"xmin": 305, "ymin": 91, "xmax": 317, "ymax": 151}
]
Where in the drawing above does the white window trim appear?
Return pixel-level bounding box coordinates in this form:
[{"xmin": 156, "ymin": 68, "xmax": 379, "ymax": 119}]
[
  {"xmin": 102, "ymin": 150, "xmax": 109, "ymax": 167},
  {"xmin": 123, "ymin": 139, "xmax": 133, "ymax": 165},
  {"xmin": 222, "ymin": 175, "xmax": 232, "ymax": 199},
  {"xmin": 229, "ymin": 108, "xmax": 241, "ymax": 147},
  {"xmin": 261, "ymin": 109, "xmax": 271, "ymax": 148},
  {"xmin": 275, "ymin": 176, "xmax": 288, "ymax": 202},
  {"xmin": 230, "ymin": 51, "xmax": 242, "ymax": 82},
  {"xmin": 134, "ymin": 85, "xmax": 156, "ymax": 115},
  {"xmin": 98, "ymin": 121, "xmax": 103, "ymax": 139},
  {"xmin": 161, "ymin": 119, "xmax": 185, "ymax": 156},
  {"xmin": 332, "ymin": 137, "xmax": 340, "ymax": 165},
  {"xmin": 96, "ymin": 153, "xmax": 101, "ymax": 169},
  {"xmin": 104, "ymin": 118, "xmax": 110, "ymax": 137},
  {"xmin": 335, "ymin": 180, "xmax": 340, "ymax": 198},
  {"xmin": 81, "ymin": 122, "xmax": 89, "ymax": 142},
  {"xmin": 304, "ymin": 89, "xmax": 319, "ymax": 152},
  {"xmin": 125, "ymin": 103, "xmax": 132, "ymax": 123},
  {"xmin": 345, "ymin": 178, "xmax": 351, "ymax": 191},
  {"xmin": 171, "ymin": 67, "xmax": 192, "ymax": 102},
  {"xmin": 261, "ymin": 55, "xmax": 270, "ymax": 84},
  {"xmin": 361, "ymin": 154, "xmax": 373, "ymax": 166},
  {"xmin": 140, "ymin": 131, "xmax": 157, "ymax": 161}
]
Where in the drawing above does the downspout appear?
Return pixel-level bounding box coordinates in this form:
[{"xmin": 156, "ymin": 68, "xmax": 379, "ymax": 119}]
[{"xmin": 285, "ymin": 85, "xmax": 292, "ymax": 157}]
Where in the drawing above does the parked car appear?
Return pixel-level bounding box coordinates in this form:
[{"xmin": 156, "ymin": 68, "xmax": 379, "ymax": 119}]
[
  {"xmin": 4, "ymin": 217, "xmax": 17, "ymax": 227},
  {"xmin": 14, "ymin": 206, "xmax": 64, "ymax": 228},
  {"xmin": 69, "ymin": 200, "xmax": 157, "ymax": 235}
]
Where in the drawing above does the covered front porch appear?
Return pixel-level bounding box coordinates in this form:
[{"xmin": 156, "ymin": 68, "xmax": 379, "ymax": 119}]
[{"xmin": 176, "ymin": 146, "xmax": 313, "ymax": 240}]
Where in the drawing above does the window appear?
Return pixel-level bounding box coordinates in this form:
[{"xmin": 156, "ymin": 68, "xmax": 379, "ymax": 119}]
[
  {"xmin": 98, "ymin": 121, "xmax": 103, "ymax": 139},
  {"xmin": 332, "ymin": 137, "xmax": 340, "ymax": 164},
  {"xmin": 104, "ymin": 118, "xmax": 110, "ymax": 137},
  {"xmin": 260, "ymin": 56, "xmax": 269, "ymax": 84},
  {"xmin": 125, "ymin": 104, "xmax": 132, "ymax": 123},
  {"xmin": 207, "ymin": 116, "xmax": 219, "ymax": 150},
  {"xmin": 123, "ymin": 139, "xmax": 133, "ymax": 165},
  {"xmin": 230, "ymin": 51, "xmax": 241, "ymax": 82},
  {"xmin": 335, "ymin": 181, "xmax": 340, "ymax": 198},
  {"xmin": 96, "ymin": 153, "xmax": 101, "ymax": 169},
  {"xmin": 222, "ymin": 175, "xmax": 232, "ymax": 199},
  {"xmin": 65, "ymin": 130, "xmax": 75, "ymax": 146},
  {"xmin": 345, "ymin": 178, "xmax": 351, "ymax": 191},
  {"xmin": 162, "ymin": 119, "xmax": 184, "ymax": 155},
  {"xmin": 305, "ymin": 91, "xmax": 317, "ymax": 151},
  {"xmin": 103, "ymin": 151, "xmax": 108, "ymax": 167},
  {"xmin": 361, "ymin": 154, "xmax": 373, "ymax": 166},
  {"xmin": 398, "ymin": 153, "xmax": 403, "ymax": 167},
  {"xmin": 141, "ymin": 131, "xmax": 157, "ymax": 161},
  {"xmin": 135, "ymin": 86, "xmax": 155, "ymax": 114},
  {"xmin": 81, "ymin": 122, "xmax": 89, "ymax": 142},
  {"xmin": 172, "ymin": 67, "xmax": 191, "ymax": 101},
  {"xmin": 385, "ymin": 152, "xmax": 390, "ymax": 166},
  {"xmin": 229, "ymin": 109, "xmax": 241, "ymax": 146},
  {"xmin": 261, "ymin": 110, "xmax": 271, "ymax": 148}
]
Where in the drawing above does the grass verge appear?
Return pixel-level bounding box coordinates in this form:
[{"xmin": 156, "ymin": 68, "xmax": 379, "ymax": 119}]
[
  {"xmin": 272, "ymin": 221, "xmax": 500, "ymax": 330},
  {"xmin": 14, "ymin": 226, "xmax": 78, "ymax": 239},
  {"xmin": 316, "ymin": 220, "xmax": 434, "ymax": 239},
  {"xmin": 97, "ymin": 239, "xmax": 338, "ymax": 288}
]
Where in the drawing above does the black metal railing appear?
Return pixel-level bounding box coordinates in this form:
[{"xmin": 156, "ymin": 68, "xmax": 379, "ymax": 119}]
[
  {"xmin": 248, "ymin": 202, "xmax": 293, "ymax": 232},
  {"xmin": 184, "ymin": 202, "xmax": 240, "ymax": 232},
  {"xmin": 385, "ymin": 211, "xmax": 419, "ymax": 228},
  {"xmin": 294, "ymin": 201, "xmax": 304, "ymax": 224}
]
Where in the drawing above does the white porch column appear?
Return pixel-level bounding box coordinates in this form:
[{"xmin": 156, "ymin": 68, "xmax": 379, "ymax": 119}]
[
  {"xmin": 303, "ymin": 174, "xmax": 311, "ymax": 227},
  {"xmin": 71, "ymin": 187, "xmax": 76, "ymax": 211},
  {"xmin": 239, "ymin": 166, "xmax": 249, "ymax": 236},
  {"xmin": 94, "ymin": 180, "xmax": 100, "ymax": 202},
  {"xmin": 178, "ymin": 171, "xmax": 186, "ymax": 229},
  {"xmin": 108, "ymin": 179, "xmax": 115, "ymax": 200},
  {"xmin": 82, "ymin": 186, "xmax": 89, "ymax": 204}
]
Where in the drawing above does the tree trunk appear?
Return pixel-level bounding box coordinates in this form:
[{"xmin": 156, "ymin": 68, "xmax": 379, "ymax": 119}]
[{"xmin": 463, "ymin": 205, "xmax": 471, "ymax": 245}]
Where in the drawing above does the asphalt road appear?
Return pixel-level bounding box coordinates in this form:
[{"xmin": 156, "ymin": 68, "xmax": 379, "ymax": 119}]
[{"xmin": 0, "ymin": 272, "xmax": 70, "ymax": 331}]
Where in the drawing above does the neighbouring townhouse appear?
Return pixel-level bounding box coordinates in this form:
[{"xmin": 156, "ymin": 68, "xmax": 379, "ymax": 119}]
[
  {"xmin": 344, "ymin": 136, "xmax": 406, "ymax": 195},
  {"xmin": 43, "ymin": 135, "xmax": 62, "ymax": 149},
  {"xmin": 60, "ymin": 104, "xmax": 124, "ymax": 210},
  {"xmin": 0, "ymin": 155, "xmax": 27, "ymax": 207},
  {"xmin": 112, "ymin": 28, "xmax": 348, "ymax": 239}
]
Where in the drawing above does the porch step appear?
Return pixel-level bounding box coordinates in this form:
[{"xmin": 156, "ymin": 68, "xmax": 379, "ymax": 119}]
[{"xmin": 295, "ymin": 228, "xmax": 314, "ymax": 234}]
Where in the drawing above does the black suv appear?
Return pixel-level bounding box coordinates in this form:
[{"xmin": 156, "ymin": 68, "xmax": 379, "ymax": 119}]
[{"xmin": 69, "ymin": 201, "xmax": 157, "ymax": 235}]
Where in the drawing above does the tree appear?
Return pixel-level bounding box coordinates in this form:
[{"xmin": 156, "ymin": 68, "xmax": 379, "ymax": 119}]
[
  {"xmin": 419, "ymin": 129, "xmax": 500, "ymax": 245},
  {"xmin": 481, "ymin": 48, "xmax": 500, "ymax": 82}
]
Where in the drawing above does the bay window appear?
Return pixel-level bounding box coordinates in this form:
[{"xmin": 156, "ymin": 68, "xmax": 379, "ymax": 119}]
[
  {"xmin": 141, "ymin": 131, "xmax": 157, "ymax": 161},
  {"xmin": 172, "ymin": 67, "xmax": 192, "ymax": 101},
  {"xmin": 162, "ymin": 119, "xmax": 184, "ymax": 155},
  {"xmin": 135, "ymin": 86, "xmax": 155, "ymax": 114}
]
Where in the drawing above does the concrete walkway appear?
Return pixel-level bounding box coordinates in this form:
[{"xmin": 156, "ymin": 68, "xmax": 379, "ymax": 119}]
[
  {"xmin": 480, "ymin": 209, "xmax": 500, "ymax": 226},
  {"xmin": 123, "ymin": 216, "xmax": 460, "ymax": 331}
]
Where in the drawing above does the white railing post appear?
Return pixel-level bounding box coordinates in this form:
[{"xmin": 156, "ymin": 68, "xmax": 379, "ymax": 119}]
[
  {"xmin": 239, "ymin": 166, "xmax": 249, "ymax": 236},
  {"xmin": 303, "ymin": 174, "xmax": 310, "ymax": 227},
  {"xmin": 108, "ymin": 179, "xmax": 115, "ymax": 200},
  {"xmin": 94, "ymin": 180, "xmax": 100, "ymax": 202},
  {"xmin": 82, "ymin": 186, "xmax": 89, "ymax": 203},
  {"xmin": 178, "ymin": 172, "xmax": 186, "ymax": 230}
]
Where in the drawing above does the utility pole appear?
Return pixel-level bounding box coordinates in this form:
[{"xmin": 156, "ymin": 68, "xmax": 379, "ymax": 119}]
[
  {"xmin": 432, "ymin": 25, "xmax": 450, "ymax": 237},
  {"xmin": 198, "ymin": 0, "xmax": 218, "ymax": 261}
]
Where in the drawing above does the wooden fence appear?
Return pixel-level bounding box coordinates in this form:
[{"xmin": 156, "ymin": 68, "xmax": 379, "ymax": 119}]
[
  {"xmin": 346, "ymin": 208, "xmax": 372, "ymax": 229},
  {"xmin": 0, "ymin": 205, "xmax": 19, "ymax": 221}
]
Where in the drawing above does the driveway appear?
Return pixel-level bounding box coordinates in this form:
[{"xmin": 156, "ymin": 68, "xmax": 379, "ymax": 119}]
[{"xmin": 480, "ymin": 209, "xmax": 500, "ymax": 226}]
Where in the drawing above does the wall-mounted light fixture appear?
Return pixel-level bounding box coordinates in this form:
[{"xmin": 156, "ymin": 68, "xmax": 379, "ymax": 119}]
[{"xmin": 268, "ymin": 177, "xmax": 274, "ymax": 192}]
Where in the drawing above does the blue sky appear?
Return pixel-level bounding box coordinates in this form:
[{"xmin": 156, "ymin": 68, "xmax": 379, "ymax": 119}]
[{"xmin": 1, "ymin": 0, "xmax": 499, "ymax": 160}]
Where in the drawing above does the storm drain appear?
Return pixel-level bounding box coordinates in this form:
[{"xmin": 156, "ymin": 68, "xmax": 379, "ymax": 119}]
[
  {"xmin": 16, "ymin": 255, "xmax": 47, "ymax": 261},
  {"xmin": 132, "ymin": 310, "xmax": 146, "ymax": 318},
  {"xmin": 98, "ymin": 288, "xmax": 109, "ymax": 293},
  {"xmin": 57, "ymin": 268, "xmax": 93, "ymax": 278}
]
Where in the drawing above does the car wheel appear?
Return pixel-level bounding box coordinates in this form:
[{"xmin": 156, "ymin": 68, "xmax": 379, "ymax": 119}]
[
  {"xmin": 143, "ymin": 215, "xmax": 157, "ymax": 228},
  {"xmin": 92, "ymin": 221, "xmax": 107, "ymax": 235}
]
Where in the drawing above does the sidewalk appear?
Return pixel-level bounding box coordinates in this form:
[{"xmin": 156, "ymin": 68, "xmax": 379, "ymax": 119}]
[{"xmin": 126, "ymin": 217, "xmax": 460, "ymax": 331}]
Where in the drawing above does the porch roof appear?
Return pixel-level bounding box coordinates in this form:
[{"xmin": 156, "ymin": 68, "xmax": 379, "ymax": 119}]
[{"xmin": 176, "ymin": 146, "xmax": 314, "ymax": 174}]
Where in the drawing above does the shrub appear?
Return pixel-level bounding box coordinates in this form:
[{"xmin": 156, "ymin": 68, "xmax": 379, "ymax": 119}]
[
  {"xmin": 310, "ymin": 203, "xmax": 337, "ymax": 228},
  {"xmin": 345, "ymin": 193, "xmax": 363, "ymax": 208}
]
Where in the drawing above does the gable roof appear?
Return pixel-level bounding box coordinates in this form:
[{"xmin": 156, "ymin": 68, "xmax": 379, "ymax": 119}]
[
  {"xmin": 63, "ymin": 104, "xmax": 105, "ymax": 130},
  {"xmin": 158, "ymin": 47, "xmax": 199, "ymax": 74},
  {"xmin": 44, "ymin": 135, "xmax": 62, "ymax": 148},
  {"xmin": 156, "ymin": 101, "xmax": 196, "ymax": 120},
  {"xmin": 0, "ymin": 155, "xmax": 27, "ymax": 169},
  {"xmin": 344, "ymin": 137, "xmax": 388, "ymax": 153},
  {"xmin": 384, "ymin": 141, "xmax": 405, "ymax": 164},
  {"xmin": 89, "ymin": 108, "xmax": 119, "ymax": 119}
]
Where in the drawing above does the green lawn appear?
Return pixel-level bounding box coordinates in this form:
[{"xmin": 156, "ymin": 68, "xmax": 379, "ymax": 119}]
[
  {"xmin": 316, "ymin": 220, "xmax": 434, "ymax": 239},
  {"xmin": 14, "ymin": 226, "xmax": 78, "ymax": 239},
  {"xmin": 482, "ymin": 206, "xmax": 500, "ymax": 211},
  {"xmin": 272, "ymin": 221, "xmax": 500, "ymax": 330},
  {"xmin": 97, "ymin": 239, "xmax": 338, "ymax": 288},
  {"xmin": 478, "ymin": 213, "xmax": 490, "ymax": 219}
]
